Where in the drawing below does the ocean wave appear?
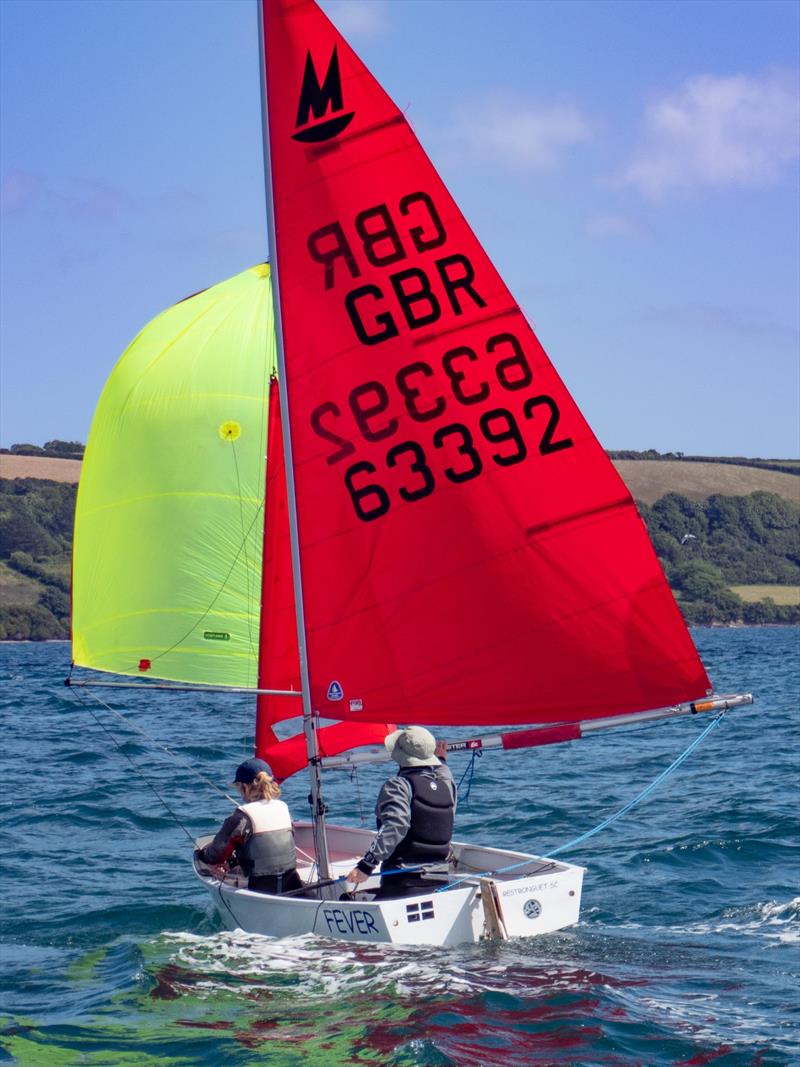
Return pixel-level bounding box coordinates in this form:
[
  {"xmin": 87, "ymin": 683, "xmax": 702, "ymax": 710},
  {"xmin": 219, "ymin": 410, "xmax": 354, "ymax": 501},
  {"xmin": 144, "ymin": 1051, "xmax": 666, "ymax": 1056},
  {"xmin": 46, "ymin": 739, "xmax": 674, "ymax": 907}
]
[
  {"xmin": 153, "ymin": 928, "xmax": 652, "ymax": 1003},
  {"xmin": 682, "ymin": 898, "xmax": 800, "ymax": 945},
  {"xmin": 606, "ymin": 898, "xmax": 800, "ymax": 946}
]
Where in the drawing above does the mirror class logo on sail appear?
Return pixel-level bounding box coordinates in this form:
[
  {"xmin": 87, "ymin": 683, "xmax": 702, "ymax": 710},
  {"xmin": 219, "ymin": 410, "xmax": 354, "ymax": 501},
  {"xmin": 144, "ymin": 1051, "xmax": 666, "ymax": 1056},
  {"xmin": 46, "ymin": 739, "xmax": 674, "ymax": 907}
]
[
  {"xmin": 292, "ymin": 47, "xmax": 353, "ymax": 143},
  {"xmin": 294, "ymin": 41, "xmax": 575, "ymax": 526}
]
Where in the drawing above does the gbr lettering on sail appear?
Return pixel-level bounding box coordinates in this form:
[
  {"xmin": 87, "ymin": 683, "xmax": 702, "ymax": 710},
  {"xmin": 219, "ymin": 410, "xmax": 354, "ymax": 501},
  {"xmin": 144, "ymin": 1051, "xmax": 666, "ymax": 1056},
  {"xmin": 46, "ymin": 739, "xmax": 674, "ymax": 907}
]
[
  {"xmin": 307, "ymin": 192, "xmax": 482, "ymax": 346},
  {"xmin": 305, "ymin": 193, "xmax": 574, "ymax": 523}
]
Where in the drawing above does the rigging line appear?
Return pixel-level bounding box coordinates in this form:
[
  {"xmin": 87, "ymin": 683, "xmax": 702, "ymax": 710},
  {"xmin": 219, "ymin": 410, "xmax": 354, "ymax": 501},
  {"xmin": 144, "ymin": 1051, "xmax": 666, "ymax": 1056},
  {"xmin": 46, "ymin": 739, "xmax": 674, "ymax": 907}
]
[
  {"xmin": 141, "ymin": 499, "xmax": 264, "ymax": 671},
  {"xmin": 311, "ymin": 898, "xmax": 328, "ymax": 930},
  {"xmin": 457, "ymin": 749, "xmax": 480, "ymax": 805},
  {"xmin": 350, "ymin": 765, "xmax": 366, "ymax": 824},
  {"xmin": 216, "ymin": 881, "xmax": 242, "ymax": 927},
  {"xmin": 436, "ymin": 712, "xmax": 726, "ymax": 893},
  {"xmin": 229, "ymin": 438, "xmax": 259, "ymax": 683},
  {"xmin": 73, "ymin": 687, "xmax": 237, "ymax": 804},
  {"xmin": 68, "ymin": 688, "xmax": 197, "ymax": 844},
  {"xmin": 545, "ymin": 712, "xmax": 726, "ymax": 859}
]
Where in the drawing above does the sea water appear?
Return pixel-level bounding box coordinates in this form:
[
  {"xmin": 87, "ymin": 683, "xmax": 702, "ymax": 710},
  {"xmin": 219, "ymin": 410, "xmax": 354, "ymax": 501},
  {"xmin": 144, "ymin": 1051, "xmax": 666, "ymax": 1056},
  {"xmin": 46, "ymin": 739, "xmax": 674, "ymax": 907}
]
[{"xmin": 0, "ymin": 628, "xmax": 797, "ymax": 1066}]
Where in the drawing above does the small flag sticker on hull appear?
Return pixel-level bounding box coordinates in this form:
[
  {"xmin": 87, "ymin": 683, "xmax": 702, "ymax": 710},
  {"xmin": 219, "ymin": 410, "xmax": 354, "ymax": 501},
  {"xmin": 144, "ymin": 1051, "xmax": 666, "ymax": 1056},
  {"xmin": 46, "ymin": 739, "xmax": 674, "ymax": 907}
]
[{"xmin": 406, "ymin": 901, "xmax": 435, "ymax": 923}]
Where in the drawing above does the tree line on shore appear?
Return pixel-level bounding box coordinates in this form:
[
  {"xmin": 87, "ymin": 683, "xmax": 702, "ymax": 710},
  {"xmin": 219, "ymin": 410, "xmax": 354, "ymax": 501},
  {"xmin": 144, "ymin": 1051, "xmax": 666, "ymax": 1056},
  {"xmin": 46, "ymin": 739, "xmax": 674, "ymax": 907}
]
[
  {"xmin": 1, "ymin": 440, "xmax": 85, "ymax": 460},
  {"xmin": 0, "ymin": 476, "xmax": 798, "ymax": 641},
  {"xmin": 608, "ymin": 449, "xmax": 799, "ymax": 476},
  {"xmin": 6, "ymin": 441, "xmax": 795, "ymax": 473}
]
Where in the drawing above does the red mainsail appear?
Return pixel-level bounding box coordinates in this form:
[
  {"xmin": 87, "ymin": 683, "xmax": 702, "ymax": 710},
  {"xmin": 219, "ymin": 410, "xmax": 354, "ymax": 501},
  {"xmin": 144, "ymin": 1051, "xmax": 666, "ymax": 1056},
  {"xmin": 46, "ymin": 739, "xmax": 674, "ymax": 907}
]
[
  {"xmin": 254, "ymin": 378, "xmax": 296, "ymax": 771},
  {"xmin": 260, "ymin": 0, "xmax": 711, "ymax": 727},
  {"xmin": 256, "ymin": 377, "xmax": 395, "ymax": 777},
  {"xmin": 256, "ymin": 377, "xmax": 301, "ymax": 741}
]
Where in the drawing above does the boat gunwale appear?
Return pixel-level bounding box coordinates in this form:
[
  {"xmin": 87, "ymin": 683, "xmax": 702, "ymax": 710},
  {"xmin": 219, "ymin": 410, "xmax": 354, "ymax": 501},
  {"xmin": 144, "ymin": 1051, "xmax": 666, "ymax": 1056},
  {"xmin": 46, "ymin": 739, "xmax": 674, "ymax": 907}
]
[{"xmin": 192, "ymin": 821, "xmax": 585, "ymax": 910}]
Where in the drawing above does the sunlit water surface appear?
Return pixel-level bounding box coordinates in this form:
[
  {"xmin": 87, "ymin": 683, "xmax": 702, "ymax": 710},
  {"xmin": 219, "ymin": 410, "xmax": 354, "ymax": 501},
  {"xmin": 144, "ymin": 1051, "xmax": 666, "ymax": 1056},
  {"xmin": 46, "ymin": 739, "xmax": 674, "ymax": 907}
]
[{"xmin": 1, "ymin": 628, "xmax": 798, "ymax": 1065}]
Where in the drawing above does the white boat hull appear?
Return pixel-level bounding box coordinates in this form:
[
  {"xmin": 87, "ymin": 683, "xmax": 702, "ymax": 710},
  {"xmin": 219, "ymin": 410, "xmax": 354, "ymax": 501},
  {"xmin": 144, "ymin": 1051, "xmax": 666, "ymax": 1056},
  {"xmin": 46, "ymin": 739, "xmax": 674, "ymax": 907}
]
[{"xmin": 194, "ymin": 822, "xmax": 584, "ymax": 946}]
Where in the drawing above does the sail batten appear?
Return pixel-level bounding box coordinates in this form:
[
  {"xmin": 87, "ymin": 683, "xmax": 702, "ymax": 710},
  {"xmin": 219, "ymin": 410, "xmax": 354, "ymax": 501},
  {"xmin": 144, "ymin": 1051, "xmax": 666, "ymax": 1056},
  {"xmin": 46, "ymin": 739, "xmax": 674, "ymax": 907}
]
[{"xmin": 524, "ymin": 495, "xmax": 635, "ymax": 537}]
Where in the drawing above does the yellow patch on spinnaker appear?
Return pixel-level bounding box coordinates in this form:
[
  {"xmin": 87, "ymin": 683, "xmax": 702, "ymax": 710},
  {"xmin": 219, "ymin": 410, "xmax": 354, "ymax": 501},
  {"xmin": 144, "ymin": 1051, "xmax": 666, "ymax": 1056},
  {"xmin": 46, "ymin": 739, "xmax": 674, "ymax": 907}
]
[{"xmin": 219, "ymin": 421, "xmax": 242, "ymax": 441}]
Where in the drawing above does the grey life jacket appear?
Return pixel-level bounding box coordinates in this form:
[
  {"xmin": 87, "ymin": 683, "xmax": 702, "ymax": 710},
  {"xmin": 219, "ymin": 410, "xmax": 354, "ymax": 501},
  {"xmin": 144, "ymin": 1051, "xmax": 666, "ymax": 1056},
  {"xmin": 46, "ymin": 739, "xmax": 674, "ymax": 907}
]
[
  {"xmin": 237, "ymin": 799, "xmax": 297, "ymax": 877},
  {"xmin": 384, "ymin": 768, "xmax": 455, "ymax": 869}
]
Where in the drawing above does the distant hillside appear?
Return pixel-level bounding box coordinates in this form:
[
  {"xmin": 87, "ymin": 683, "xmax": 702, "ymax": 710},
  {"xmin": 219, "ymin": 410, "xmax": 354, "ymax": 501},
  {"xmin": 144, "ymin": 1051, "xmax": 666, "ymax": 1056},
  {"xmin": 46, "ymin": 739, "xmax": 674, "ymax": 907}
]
[
  {"xmin": 638, "ymin": 491, "xmax": 799, "ymax": 625},
  {"xmin": 615, "ymin": 460, "xmax": 799, "ymax": 506},
  {"xmin": 0, "ymin": 454, "xmax": 82, "ymax": 483},
  {"xmin": 0, "ymin": 477, "xmax": 74, "ymax": 639},
  {"xmin": 2, "ymin": 453, "xmax": 798, "ymax": 504},
  {"xmin": 1, "ymin": 444, "xmax": 798, "ymax": 637}
]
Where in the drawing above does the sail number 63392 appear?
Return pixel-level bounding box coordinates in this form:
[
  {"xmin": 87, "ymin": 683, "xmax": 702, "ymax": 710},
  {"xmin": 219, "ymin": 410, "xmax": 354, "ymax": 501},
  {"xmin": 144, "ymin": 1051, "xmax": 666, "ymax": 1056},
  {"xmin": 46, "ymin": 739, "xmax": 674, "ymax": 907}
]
[
  {"xmin": 308, "ymin": 328, "xmax": 574, "ymax": 522},
  {"xmin": 343, "ymin": 401, "xmax": 571, "ymax": 522}
]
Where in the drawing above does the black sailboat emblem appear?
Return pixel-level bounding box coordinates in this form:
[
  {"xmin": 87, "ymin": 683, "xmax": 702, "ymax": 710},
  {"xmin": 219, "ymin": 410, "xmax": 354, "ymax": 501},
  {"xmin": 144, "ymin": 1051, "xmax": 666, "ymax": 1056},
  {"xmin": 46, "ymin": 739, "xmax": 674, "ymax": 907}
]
[{"xmin": 292, "ymin": 46, "xmax": 355, "ymax": 143}]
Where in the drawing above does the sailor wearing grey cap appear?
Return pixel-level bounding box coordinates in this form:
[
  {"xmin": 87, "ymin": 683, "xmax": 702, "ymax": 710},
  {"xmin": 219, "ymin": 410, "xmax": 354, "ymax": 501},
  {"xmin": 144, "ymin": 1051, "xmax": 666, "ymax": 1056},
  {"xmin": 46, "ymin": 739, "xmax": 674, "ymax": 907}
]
[
  {"xmin": 196, "ymin": 758, "xmax": 304, "ymax": 895},
  {"xmin": 345, "ymin": 727, "xmax": 456, "ymax": 899}
]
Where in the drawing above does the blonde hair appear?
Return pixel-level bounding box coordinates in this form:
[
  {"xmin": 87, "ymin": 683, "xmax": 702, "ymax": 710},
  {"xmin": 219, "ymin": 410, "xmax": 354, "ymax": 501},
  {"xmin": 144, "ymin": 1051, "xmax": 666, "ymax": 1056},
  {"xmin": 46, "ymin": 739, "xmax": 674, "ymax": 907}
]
[{"xmin": 239, "ymin": 771, "xmax": 281, "ymax": 803}]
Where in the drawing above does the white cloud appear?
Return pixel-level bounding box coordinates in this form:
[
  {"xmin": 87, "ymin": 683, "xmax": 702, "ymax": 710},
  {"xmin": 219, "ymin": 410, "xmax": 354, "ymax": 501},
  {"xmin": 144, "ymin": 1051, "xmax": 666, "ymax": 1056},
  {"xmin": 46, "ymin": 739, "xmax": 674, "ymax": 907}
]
[
  {"xmin": 584, "ymin": 213, "xmax": 645, "ymax": 239},
  {"xmin": 619, "ymin": 70, "xmax": 800, "ymax": 199},
  {"xmin": 646, "ymin": 302, "xmax": 798, "ymax": 347},
  {"xmin": 322, "ymin": 0, "xmax": 390, "ymax": 38},
  {"xmin": 446, "ymin": 94, "xmax": 594, "ymax": 172},
  {"xmin": 0, "ymin": 170, "xmax": 129, "ymax": 219},
  {"xmin": 0, "ymin": 170, "xmax": 45, "ymax": 213}
]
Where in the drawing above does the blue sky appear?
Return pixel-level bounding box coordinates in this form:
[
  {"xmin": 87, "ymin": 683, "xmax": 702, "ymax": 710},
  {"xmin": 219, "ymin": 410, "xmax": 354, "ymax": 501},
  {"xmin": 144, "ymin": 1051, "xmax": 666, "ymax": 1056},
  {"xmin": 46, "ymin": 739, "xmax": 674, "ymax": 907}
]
[{"xmin": 1, "ymin": 0, "xmax": 798, "ymax": 457}]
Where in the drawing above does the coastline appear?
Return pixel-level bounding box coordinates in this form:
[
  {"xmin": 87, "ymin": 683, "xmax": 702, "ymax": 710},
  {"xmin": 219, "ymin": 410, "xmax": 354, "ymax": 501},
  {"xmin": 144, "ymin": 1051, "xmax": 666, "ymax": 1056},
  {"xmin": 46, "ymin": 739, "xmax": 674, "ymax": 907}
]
[{"xmin": 3, "ymin": 622, "xmax": 800, "ymax": 646}]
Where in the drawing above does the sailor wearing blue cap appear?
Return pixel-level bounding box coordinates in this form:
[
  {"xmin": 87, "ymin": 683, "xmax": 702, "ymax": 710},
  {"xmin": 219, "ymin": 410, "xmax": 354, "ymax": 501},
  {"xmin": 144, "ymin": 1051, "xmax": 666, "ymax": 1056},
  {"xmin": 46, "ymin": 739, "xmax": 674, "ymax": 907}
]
[{"xmin": 196, "ymin": 758, "xmax": 304, "ymax": 895}]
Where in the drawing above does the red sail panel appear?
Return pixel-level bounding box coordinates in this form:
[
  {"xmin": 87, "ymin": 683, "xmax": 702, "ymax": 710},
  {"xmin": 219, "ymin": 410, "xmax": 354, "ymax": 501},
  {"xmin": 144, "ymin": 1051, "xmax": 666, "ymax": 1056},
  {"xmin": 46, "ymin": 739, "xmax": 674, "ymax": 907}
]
[
  {"xmin": 261, "ymin": 720, "xmax": 395, "ymax": 781},
  {"xmin": 256, "ymin": 378, "xmax": 301, "ymax": 747},
  {"xmin": 501, "ymin": 724, "xmax": 582, "ymax": 750},
  {"xmin": 257, "ymin": 379, "xmax": 395, "ymax": 768},
  {"xmin": 261, "ymin": 0, "xmax": 711, "ymax": 727}
]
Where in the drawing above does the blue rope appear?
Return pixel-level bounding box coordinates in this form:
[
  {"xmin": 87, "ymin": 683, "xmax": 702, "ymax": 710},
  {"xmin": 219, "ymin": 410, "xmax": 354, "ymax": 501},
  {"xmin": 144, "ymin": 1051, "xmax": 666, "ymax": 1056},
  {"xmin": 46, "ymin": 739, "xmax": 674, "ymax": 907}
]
[
  {"xmin": 546, "ymin": 711, "xmax": 724, "ymax": 858},
  {"xmin": 291, "ymin": 864, "xmax": 427, "ymax": 896},
  {"xmin": 457, "ymin": 748, "xmax": 481, "ymax": 805},
  {"xmin": 436, "ymin": 712, "xmax": 726, "ymax": 893}
]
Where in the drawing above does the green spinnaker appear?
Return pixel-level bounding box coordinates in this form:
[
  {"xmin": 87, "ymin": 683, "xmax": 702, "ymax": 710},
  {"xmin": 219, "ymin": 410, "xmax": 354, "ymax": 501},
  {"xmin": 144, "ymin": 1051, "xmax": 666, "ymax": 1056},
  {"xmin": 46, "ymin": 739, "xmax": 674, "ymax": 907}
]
[{"xmin": 72, "ymin": 264, "xmax": 276, "ymax": 687}]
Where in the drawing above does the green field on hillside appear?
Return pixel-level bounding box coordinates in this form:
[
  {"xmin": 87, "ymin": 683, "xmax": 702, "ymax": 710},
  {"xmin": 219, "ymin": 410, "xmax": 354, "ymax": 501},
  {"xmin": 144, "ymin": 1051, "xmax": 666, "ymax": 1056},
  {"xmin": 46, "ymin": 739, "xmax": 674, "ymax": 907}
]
[
  {"xmin": 615, "ymin": 460, "xmax": 799, "ymax": 506},
  {"xmin": 730, "ymin": 585, "xmax": 800, "ymax": 606},
  {"xmin": 0, "ymin": 562, "xmax": 41, "ymax": 607}
]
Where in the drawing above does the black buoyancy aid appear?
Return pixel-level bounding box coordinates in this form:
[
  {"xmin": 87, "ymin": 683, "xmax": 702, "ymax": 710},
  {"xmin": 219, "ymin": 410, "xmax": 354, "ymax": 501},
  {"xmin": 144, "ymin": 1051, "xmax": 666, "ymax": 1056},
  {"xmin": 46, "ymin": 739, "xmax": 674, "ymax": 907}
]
[
  {"xmin": 385, "ymin": 768, "xmax": 454, "ymax": 868},
  {"xmin": 237, "ymin": 799, "xmax": 297, "ymax": 877}
]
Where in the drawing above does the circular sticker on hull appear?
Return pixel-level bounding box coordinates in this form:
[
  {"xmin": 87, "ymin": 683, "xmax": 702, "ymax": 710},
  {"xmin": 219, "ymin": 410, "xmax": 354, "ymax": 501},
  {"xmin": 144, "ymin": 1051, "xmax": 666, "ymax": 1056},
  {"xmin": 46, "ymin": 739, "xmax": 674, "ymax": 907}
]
[{"xmin": 523, "ymin": 898, "xmax": 542, "ymax": 919}]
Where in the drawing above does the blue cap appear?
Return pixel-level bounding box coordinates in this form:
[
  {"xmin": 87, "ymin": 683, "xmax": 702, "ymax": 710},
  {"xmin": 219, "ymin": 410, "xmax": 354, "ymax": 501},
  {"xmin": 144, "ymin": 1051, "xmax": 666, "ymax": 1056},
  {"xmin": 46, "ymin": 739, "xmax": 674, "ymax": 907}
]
[{"xmin": 233, "ymin": 757, "xmax": 270, "ymax": 784}]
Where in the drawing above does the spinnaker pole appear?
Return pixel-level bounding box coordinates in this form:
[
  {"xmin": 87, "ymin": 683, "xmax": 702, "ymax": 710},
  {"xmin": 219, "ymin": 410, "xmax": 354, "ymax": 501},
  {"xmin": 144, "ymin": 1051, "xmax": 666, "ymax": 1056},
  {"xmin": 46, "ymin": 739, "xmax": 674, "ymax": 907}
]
[{"xmin": 256, "ymin": 0, "xmax": 331, "ymax": 880}]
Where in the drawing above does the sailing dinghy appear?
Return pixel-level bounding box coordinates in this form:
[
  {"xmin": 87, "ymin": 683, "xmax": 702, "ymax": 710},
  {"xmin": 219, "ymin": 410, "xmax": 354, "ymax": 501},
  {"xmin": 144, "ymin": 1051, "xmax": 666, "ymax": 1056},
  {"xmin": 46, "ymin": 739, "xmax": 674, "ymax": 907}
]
[{"xmin": 69, "ymin": 0, "xmax": 752, "ymax": 947}]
